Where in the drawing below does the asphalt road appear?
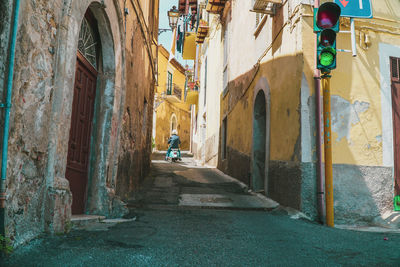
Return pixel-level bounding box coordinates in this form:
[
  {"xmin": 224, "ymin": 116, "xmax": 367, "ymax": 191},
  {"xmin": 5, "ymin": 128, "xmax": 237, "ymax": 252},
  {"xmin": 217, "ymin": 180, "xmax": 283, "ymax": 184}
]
[
  {"xmin": 2, "ymin": 155, "xmax": 400, "ymax": 266},
  {"xmin": 2, "ymin": 208, "xmax": 400, "ymax": 266}
]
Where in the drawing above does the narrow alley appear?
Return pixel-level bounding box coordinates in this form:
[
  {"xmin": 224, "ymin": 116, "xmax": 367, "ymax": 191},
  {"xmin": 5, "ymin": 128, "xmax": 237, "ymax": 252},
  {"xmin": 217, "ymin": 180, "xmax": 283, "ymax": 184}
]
[
  {"xmin": 1, "ymin": 154, "xmax": 399, "ymax": 266},
  {"xmin": 2, "ymin": 0, "xmax": 400, "ymax": 265}
]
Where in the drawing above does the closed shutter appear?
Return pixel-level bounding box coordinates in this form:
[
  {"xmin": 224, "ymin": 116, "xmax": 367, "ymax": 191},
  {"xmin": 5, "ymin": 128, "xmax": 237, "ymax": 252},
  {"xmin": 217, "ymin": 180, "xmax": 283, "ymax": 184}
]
[{"xmin": 391, "ymin": 57, "xmax": 399, "ymax": 82}]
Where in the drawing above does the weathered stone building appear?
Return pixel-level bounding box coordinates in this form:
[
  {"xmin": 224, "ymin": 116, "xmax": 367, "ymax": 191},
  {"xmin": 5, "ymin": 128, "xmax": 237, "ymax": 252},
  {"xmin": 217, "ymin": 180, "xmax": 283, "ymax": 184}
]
[{"xmin": 0, "ymin": 0, "xmax": 159, "ymax": 246}]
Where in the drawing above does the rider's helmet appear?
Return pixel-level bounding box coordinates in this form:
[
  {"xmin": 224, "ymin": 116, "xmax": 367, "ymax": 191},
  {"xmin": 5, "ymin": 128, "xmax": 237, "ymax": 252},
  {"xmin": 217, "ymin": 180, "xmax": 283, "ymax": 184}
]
[{"xmin": 172, "ymin": 129, "xmax": 178, "ymax": 135}]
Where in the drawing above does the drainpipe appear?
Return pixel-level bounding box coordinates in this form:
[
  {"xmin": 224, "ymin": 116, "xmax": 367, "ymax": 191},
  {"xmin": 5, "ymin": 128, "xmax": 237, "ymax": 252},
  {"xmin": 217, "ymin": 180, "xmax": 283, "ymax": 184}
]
[
  {"xmin": 314, "ymin": 0, "xmax": 324, "ymax": 224},
  {"xmin": 0, "ymin": 0, "xmax": 21, "ymax": 236}
]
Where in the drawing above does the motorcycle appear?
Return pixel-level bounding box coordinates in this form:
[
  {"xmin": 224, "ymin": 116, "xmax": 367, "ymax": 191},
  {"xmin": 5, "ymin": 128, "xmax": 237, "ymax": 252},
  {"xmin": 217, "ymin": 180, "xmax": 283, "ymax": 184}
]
[{"xmin": 167, "ymin": 148, "xmax": 181, "ymax": 162}]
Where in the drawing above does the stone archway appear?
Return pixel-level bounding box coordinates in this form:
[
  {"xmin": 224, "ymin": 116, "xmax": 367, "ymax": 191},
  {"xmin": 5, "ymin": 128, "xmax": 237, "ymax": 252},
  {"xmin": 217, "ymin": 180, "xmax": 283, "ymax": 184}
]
[
  {"xmin": 46, "ymin": 0, "xmax": 124, "ymax": 218},
  {"xmin": 66, "ymin": 8, "xmax": 103, "ymax": 214},
  {"xmin": 171, "ymin": 113, "xmax": 178, "ymax": 134}
]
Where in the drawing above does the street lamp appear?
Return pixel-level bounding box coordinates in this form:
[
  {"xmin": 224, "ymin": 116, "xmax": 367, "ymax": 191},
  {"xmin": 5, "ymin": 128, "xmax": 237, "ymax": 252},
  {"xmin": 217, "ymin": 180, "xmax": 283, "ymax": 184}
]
[
  {"xmin": 168, "ymin": 6, "xmax": 180, "ymax": 30},
  {"xmin": 159, "ymin": 6, "xmax": 180, "ymax": 35}
]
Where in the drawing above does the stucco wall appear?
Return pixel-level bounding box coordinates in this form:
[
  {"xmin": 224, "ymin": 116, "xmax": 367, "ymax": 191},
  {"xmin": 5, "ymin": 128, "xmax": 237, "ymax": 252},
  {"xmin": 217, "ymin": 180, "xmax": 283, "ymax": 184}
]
[
  {"xmin": 155, "ymin": 101, "xmax": 191, "ymax": 151},
  {"xmin": 216, "ymin": 0, "xmax": 400, "ymax": 223},
  {"xmin": 300, "ymin": 1, "xmax": 400, "ymax": 222},
  {"xmin": 204, "ymin": 15, "xmax": 224, "ymax": 166},
  {"xmin": 218, "ymin": 0, "xmax": 304, "ymax": 204},
  {"xmin": 154, "ymin": 45, "xmax": 191, "ymax": 152}
]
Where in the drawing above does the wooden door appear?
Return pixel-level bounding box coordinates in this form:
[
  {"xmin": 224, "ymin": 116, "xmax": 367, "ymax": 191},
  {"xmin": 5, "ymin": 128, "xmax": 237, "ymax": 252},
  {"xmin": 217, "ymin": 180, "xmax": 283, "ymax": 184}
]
[
  {"xmin": 66, "ymin": 52, "xmax": 97, "ymax": 214},
  {"xmin": 391, "ymin": 57, "xmax": 400, "ymax": 195}
]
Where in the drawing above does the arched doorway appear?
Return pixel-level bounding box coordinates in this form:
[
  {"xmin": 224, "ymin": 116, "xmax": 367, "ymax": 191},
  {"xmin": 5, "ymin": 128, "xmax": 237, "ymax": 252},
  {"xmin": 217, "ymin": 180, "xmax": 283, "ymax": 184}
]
[
  {"xmin": 66, "ymin": 10, "xmax": 100, "ymax": 214},
  {"xmin": 252, "ymin": 90, "xmax": 266, "ymax": 193},
  {"xmin": 171, "ymin": 114, "xmax": 177, "ymax": 135}
]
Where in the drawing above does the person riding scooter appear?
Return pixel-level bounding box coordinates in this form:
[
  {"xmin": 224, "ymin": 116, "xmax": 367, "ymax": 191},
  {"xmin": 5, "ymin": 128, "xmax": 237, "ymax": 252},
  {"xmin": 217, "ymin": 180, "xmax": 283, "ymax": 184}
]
[{"xmin": 166, "ymin": 129, "xmax": 181, "ymax": 160}]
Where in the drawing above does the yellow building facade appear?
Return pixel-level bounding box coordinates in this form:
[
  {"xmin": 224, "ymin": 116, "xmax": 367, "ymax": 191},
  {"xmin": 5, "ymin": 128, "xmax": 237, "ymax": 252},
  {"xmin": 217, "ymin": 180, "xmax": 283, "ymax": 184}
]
[
  {"xmin": 195, "ymin": 0, "xmax": 400, "ymax": 225},
  {"xmin": 153, "ymin": 45, "xmax": 191, "ymax": 151}
]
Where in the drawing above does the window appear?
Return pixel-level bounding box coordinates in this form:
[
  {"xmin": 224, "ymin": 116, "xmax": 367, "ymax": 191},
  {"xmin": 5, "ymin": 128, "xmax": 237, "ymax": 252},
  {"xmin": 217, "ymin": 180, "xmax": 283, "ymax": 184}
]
[
  {"xmin": 167, "ymin": 71, "xmax": 173, "ymax": 95},
  {"xmin": 221, "ymin": 117, "xmax": 227, "ymax": 159},
  {"xmin": 391, "ymin": 57, "xmax": 399, "ymax": 81},
  {"xmin": 78, "ymin": 17, "xmax": 98, "ymax": 68}
]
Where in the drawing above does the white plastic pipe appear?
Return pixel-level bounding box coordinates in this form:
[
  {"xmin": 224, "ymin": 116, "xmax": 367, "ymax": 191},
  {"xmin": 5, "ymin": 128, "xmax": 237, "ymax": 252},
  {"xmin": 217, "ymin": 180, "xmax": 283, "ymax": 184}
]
[{"xmin": 351, "ymin": 18, "xmax": 357, "ymax": 57}]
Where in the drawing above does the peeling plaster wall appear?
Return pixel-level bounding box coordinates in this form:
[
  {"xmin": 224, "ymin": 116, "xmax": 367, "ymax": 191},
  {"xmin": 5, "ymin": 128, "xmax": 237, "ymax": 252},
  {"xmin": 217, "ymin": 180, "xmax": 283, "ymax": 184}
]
[
  {"xmin": 215, "ymin": 0, "xmax": 400, "ymax": 224},
  {"xmin": 300, "ymin": 0, "xmax": 400, "ymax": 223},
  {"xmin": 218, "ymin": 0, "xmax": 305, "ymax": 207}
]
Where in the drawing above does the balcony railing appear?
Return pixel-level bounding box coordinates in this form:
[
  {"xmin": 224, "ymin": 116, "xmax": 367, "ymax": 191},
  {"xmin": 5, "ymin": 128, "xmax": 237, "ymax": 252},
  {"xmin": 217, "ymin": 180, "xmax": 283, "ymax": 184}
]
[
  {"xmin": 173, "ymin": 84, "xmax": 182, "ymax": 100},
  {"xmin": 250, "ymin": 0, "xmax": 282, "ymax": 16},
  {"xmin": 196, "ymin": 20, "xmax": 209, "ymax": 44},
  {"xmin": 166, "ymin": 83, "xmax": 183, "ymax": 103}
]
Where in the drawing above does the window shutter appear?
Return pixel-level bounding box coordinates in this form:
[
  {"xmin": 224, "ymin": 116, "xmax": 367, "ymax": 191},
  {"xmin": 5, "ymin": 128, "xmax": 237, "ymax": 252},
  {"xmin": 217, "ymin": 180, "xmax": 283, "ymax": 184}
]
[{"xmin": 391, "ymin": 57, "xmax": 399, "ymax": 80}]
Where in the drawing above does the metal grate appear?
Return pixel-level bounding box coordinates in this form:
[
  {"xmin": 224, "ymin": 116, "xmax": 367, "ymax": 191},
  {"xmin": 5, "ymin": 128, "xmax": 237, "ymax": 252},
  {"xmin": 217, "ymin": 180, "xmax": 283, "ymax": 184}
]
[{"xmin": 391, "ymin": 57, "xmax": 399, "ymax": 79}]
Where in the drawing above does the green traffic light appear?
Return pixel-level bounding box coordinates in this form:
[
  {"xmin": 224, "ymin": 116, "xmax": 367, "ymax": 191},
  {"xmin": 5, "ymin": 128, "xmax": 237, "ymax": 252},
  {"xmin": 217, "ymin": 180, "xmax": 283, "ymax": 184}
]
[
  {"xmin": 320, "ymin": 51, "xmax": 334, "ymax": 66},
  {"xmin": 319, "ymin": 47, "xmax": 336, "ymax": 68}
]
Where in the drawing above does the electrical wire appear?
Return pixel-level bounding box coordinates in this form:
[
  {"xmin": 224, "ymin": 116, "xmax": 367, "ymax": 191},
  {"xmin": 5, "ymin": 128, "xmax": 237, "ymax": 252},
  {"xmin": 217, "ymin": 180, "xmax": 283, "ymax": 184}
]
[{"xmin": 129, "ymin": 0, "xmax": 157, "ymax": 81}]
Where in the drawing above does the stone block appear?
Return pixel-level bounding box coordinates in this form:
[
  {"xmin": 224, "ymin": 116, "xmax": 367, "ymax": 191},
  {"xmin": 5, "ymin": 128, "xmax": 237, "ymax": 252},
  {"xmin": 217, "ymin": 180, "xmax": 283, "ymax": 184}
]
[{"xmin": 44, "ymin": 177, "xmax": 72, "ymax": 234}]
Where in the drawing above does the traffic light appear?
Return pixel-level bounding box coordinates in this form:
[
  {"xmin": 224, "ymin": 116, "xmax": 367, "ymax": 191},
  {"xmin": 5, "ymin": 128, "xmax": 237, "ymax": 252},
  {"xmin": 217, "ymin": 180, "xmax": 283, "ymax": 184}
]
[{"xmin": 314, "ymin": 3, "xmax": 341, "ymax": 73}]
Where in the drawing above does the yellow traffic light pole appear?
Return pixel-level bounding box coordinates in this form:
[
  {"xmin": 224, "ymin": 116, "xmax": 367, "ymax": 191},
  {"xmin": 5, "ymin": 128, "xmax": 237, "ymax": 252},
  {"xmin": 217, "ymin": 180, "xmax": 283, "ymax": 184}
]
[{"xmin": 322, "ymin": 73, "xmax": 334, "ymax": 227}]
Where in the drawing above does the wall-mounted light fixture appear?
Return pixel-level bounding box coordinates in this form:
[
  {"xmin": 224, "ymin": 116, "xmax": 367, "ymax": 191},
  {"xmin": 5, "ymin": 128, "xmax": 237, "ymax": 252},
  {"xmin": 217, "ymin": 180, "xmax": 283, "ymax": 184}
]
[{"xmin": 159, "ymin": 6, "xmax": 180, "ymax": 35}]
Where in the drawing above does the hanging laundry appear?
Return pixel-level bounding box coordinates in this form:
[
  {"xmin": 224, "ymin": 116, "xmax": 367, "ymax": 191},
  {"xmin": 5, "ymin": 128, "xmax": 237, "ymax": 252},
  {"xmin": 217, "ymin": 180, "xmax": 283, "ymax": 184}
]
[
  {"xmin": 190, "ymin": 11, "xmax": 196, "ymax": 31},
  {"xmin": 176, "ymin": 17, "xmax": 184, "ymax": 53},
  {"xmin": 177, "ymin": 26, "xmax": 183, "ymax": 53},
  {"xmin": 168, "ymin": 27, "xmax": 177, "ymax": 62}
]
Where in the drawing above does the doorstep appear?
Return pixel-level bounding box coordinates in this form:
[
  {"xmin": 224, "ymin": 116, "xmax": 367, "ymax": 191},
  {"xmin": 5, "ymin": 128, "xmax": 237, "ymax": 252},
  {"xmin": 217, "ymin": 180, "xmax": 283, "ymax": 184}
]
[{"xmin": 71, "ymin": 214, "xmax": 106, "ymax": 229}]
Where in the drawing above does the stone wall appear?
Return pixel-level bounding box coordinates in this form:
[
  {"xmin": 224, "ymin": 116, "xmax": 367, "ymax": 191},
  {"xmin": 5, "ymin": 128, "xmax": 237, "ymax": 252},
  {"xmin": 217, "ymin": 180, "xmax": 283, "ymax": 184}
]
[
  {"xmin": 1, "ymin": 0, "xmax": 157, "ymax": 246},
  {"xmin": 0, "ymin": 1, "xmax": 12, "ymax": 111},
  {"xmin": 5, "ymin": 0, "xmax": 62, "ymax": 246},
  {"xmin": 332, "ymin": 164, "xmax": 393, "ymax": 225},
  {"xmin": 115, "ymin": 0, "xmax": 156, "ymax": 200}
]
